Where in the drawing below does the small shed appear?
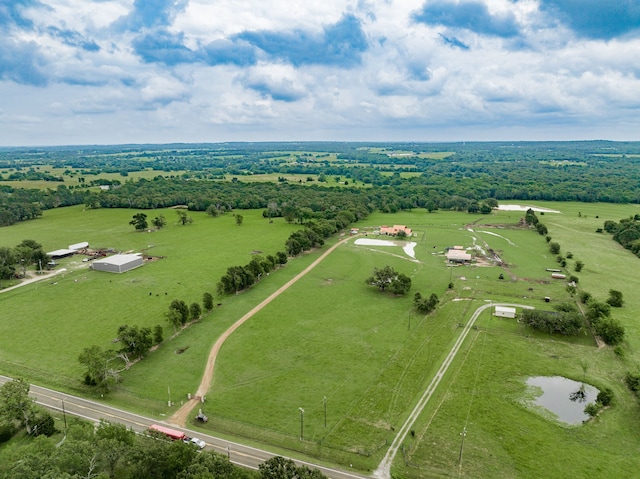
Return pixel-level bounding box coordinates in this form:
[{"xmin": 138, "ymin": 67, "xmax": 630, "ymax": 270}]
[
  {"xmin": 92, "ymin": 254, "xmax": 143, "ymax": 273},
  {"xmin": 494, "ymin": 306, "xmax": 516, "ymax": 318}
]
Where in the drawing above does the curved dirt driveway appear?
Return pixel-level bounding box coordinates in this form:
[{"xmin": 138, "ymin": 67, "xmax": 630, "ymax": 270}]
[{"xmin": 169, "ymin": 235, "xmax": 354, "ymax": 426}]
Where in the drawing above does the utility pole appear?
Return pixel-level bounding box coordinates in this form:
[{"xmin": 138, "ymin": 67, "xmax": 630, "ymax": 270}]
[
  {"xmin": 323, "ymin": 396, "xmax": 327, "ymax": 428},
  {"xmin": 61, "ymin": 398, "xmax": 68, "ymax": 433},
  {"xmin": 458, "ymin": 427, "xmax": 467, "ymax": 464},
  {"xmin": 298, "ymin": 407, "xmax": 304, "ymax": 441}
]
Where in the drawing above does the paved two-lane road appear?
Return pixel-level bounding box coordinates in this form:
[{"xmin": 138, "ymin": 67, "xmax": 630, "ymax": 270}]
[{"xmin": 0, "ymin": 375, "xmax": 366, "ymax": 479}]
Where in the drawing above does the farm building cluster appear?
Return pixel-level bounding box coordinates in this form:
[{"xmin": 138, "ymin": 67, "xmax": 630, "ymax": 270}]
[
  {"xmin": 379, "ymin": 225, "xmax": 412, "ymax": 236},
  {"xmin": 46, "ymin": 241, "xmax": 147, "ymax": 273}
]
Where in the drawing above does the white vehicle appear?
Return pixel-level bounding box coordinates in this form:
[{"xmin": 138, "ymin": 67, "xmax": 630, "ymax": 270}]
[{"xmin": 189, "ymin": 437, "xmax": 206, "ymax": 449}]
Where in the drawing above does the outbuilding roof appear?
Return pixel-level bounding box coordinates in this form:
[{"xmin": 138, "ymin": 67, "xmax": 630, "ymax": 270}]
[
  {"xmin": 47, "ymin": 249, "xmax": 76, "ymax": 257},
  {"xmin": 69, "ymin": 241, "xmax": 89, "ymax": 250},
  {"xmin": 93, "ymin": 253, "xmax": 142, "ymax": 266}
]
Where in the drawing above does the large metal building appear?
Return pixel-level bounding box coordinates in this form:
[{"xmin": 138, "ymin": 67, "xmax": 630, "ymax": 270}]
[{"xmin": 91, "ymin": 254, "xmax": 144, "ymax": 273}]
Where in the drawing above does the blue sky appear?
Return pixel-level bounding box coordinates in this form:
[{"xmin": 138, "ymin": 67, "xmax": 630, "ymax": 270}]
[{"xmin": 1, "ymin": 0, "xmax": 639, "ymax": 146}]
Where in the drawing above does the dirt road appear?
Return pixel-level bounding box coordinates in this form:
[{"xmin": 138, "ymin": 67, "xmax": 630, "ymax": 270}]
[
  {"xmin": 373, "ymin": 302, "xmax": 534, "ymax": 479},
  {"xmin": 169, "ymin": 235, "xmax": 354, "ymax": 426},
  {"xmin": 0, "ymin": 268, "xmax": 67, "ymax": 294}
]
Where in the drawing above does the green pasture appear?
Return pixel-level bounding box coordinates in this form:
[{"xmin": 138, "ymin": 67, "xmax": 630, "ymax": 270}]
[
  {"xmin": 0, "ymin": 206, "xmax": 299, "ymax": 393},
  {"xmin": 227, "ymin": 173, "xmax": 370, "ymax": 188},
  {"xmin": 0, "ymin": 167, "xmax": 186, "ymax": 190},
  {"xmin": 2, "ymin": 201, "xmax": 640, "ymax": 477},
  {"xmin": 360, "ymin": 148, "xmax": 454, "ymax": 160}
]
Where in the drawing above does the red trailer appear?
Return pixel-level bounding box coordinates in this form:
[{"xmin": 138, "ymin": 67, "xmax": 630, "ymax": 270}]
[{"xmin": 149, "ymin": 424, "xmax": 187, "ymax": 441}]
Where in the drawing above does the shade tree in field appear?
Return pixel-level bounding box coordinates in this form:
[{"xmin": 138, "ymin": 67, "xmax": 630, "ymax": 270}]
[
  {"xmin": 151, "ymin": 214, "xmax": 166, "ymax": 229},
  {"xmin": 203, "ymin": 292, "xmax": 214, "ymax": 311},
  {"xmin": 606, "ymin": 289, "xmax": 624, "ymax": 307},
  {"xmin": 176, "ymin": 209, "xmax": 192, "ymax": 225},
  {"xmin": 549, "ymin": 241, "xmax": 561, "ymax": 255},
  {"xmin": 366, "ymin": 266, "xmax": 412, "ymax": 295},
  {"xmin": 414, "ymin": 292, "xmax": 439, "ymax": 314},
  {"xmin": 129, "ymin": 213, "xmax": 148, "ymax": 231},
  {"xmin": 189, "ymin": 302, "xmax": 202, "ymax": 320}
]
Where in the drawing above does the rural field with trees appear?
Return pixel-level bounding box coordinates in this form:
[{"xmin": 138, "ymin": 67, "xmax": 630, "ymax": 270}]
[{"xmin": 2, "ymin": 142, "xmax": 640, "ymax": 478}]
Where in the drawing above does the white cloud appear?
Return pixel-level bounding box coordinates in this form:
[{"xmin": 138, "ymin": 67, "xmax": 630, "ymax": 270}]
[{"xmin": 1, "ymin": 0, "xmax": 640, "ymax": 145}]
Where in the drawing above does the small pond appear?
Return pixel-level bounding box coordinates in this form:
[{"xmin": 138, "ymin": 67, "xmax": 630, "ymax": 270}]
[{"xmin": 526, "ymin": 376, "xmax": 599, "ymax": 425}]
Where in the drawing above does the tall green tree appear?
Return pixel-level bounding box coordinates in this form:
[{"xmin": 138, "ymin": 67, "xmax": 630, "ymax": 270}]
[
  {"xmin": 189, "ymin": 302, "xmax": 202, "ymax": 321},
  {"xmin": 606, "ymin": 289, "xmax": 624, "ymax": 307},
  {"xmin": 366, "ymin": 266, "xmax": 411, "ymax": 295},
  {"xmin": 152, "ymin": 215, "xmax": 167, "ymax": 229},
  {"xmin": 203, "ymin": 292, "xmax": 214, "ymax": 311},
  {"xmin": 129, "ymin": 213, "xmax": 148, "ymax": 231},
  {"xmin": 78, "ymin": 346, "xmax": 119, "ymax": 392},
  {"xmin": 0, "ymin": 378, "xmax": 35, "ymax": 434},
  {"xmin": 176, "ymin": 210, "xmax": 192, "ymax": 225}
]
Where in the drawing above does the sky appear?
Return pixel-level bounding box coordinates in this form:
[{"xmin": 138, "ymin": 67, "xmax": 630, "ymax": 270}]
[{"xmin": 1, "ymin": 0, "xmax": 639, "ymax": 146}]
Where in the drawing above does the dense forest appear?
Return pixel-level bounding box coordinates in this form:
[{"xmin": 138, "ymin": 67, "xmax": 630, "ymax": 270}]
[{"xmin": 2, "ymin": 141, "xmax": 640, "ymax": 227}]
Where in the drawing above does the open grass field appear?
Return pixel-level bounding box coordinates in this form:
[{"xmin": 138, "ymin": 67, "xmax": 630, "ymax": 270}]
[
  {"xmin": 2, "ymin": 201, "xmax": 640, "ymax": 477},
  {"xmin": 0, "ymin": 167, "xmax": 187, "ymax": 190},
  {"xmin": 0, "ymin": 206, "xmax": 300, "ymax": 399}
]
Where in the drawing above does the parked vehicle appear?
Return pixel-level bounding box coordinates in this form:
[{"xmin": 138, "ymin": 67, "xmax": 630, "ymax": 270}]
[
  {"xmin": 148, "ymin": 424, "xmax": 206, "ymax": 449},
  {"xmin": 148, "ymin": 424, "xmax": 186, "ymax": 441}
]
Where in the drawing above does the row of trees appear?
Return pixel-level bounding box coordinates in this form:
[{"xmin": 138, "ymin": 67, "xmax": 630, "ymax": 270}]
[
  {"xmin": 79, "ymin": 292, "xmax": 216, "ymax": 392},
  {"xmin": 217, "ymin": 254, "xmax": 287, "ymax": 296},
  {"xmin": 521, "ymin": 304, "xmax": 583, "ymax": 336},
  {"xmin": 166, "ymin": 296, "xmax": 212, "ymax": 334},
  {"xmin": 581, "ymin": 293, "xmax": 626, "ymax": 346},
  {"xmin": 78, "ymin": 322, "xmax": 160, "ymax": 391},
  {"xmin": 217, "ymin": 214, "xmax": 356, "ymax": 297}
]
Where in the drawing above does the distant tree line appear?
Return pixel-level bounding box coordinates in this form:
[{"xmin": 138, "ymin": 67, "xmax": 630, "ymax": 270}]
[{"xmin": 5, "ymin": 141, "xmax": 640, "ymax": 227}]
